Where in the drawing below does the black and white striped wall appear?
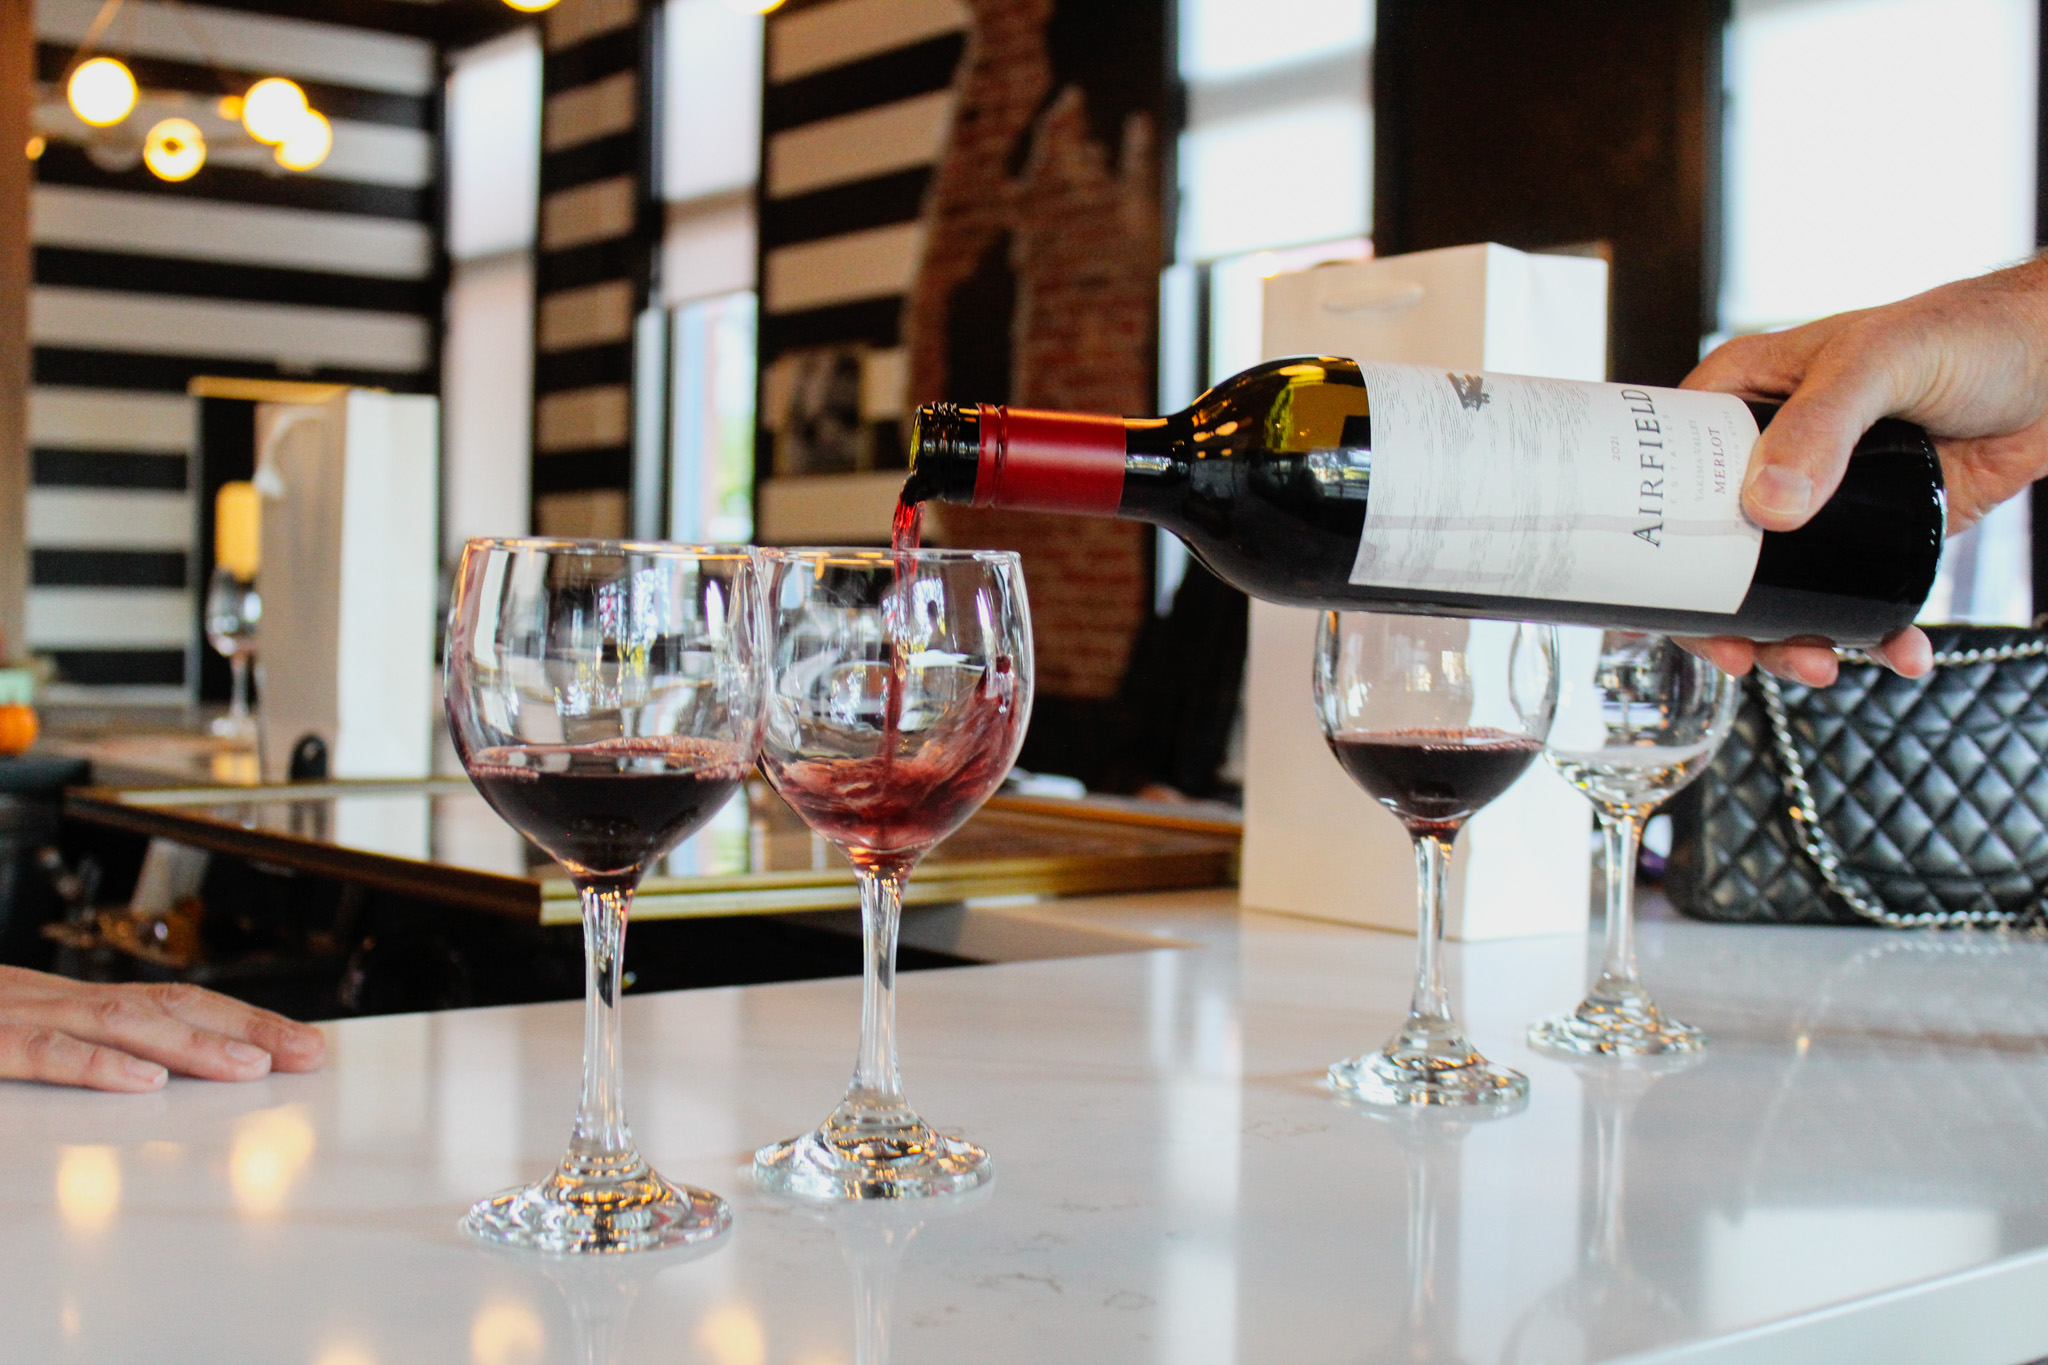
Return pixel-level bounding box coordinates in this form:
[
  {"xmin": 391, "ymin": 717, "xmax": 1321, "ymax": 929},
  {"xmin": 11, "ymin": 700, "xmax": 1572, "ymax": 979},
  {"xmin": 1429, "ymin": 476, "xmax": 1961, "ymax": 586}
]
[
  {"xmin": 755, "ymin": 0, "xmax": 967, "ymax": 487},
  {"xmin": 28, "ymin": 0, "xmax": 439, "ymax": 700},
  {"xmin": 531, "ymin": 0, "xmax": 654, "ymax": 537}
]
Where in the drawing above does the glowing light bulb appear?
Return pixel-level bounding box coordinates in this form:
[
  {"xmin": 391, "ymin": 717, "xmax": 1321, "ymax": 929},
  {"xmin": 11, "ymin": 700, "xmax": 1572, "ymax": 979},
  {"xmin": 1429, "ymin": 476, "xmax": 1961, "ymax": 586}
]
[
  {"xmin": 717, "ymin": 0, "xmax": 785, "ymax": 10},
  {"xmin": 218, "ymin": 95, "xmax": 244, "ymax": 121},
  {"xmin": 241, "ymin": 78, "xmax": 307, "ymax": 144},
  {"xmin": 274, "ymin": 109, "xmax": 331, "ymax": 171},
  {"xmin": 143, "ymin": 118, "xmax": 205, "ymax": 182},
  {"xmin": 501, "ymin": 0, "xmax": 560, "ymax": 11},
  {"xmin": 25, "ymin": 135, "xmax": 45, "ymax": 160},
  {"xmin": 68, "ymin": 57, "xmax": 137, "ymax": 127}
]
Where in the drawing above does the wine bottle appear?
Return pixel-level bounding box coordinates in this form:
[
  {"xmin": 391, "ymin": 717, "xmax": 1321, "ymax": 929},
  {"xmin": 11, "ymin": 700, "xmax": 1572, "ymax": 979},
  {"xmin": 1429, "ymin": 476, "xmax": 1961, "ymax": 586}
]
[{"xmin": 900, "ymin": 356, "xmax": 1945, "ymax": 645}]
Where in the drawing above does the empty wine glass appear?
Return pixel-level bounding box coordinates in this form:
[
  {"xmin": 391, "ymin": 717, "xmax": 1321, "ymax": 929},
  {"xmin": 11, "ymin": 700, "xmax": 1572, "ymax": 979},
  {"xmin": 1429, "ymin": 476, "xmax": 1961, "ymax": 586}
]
[
  {"xmin": 445, "ymin": 539, "xmax": 761, "ymax": 1252},
  {"xmin": 1529, "ymin": 632, "xmax": 1739, "ymax": 1056},
  {"xmin": 1314, "ymin": 613, "xmax": 1559, "ymax": 1107},
  {"xmin": 752, "ymin": 548, "xmax": 1032, "ymax": 1199},
  {"xmin": 204, "ymin": 564, "xmax": 260, "ymax": 739}
]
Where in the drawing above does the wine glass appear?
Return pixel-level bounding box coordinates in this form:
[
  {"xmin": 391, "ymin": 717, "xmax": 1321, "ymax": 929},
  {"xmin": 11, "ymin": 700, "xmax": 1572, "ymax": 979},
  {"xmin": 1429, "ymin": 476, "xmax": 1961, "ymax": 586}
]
[
  {"xmin": 204, "ymin": 564, "xmax": 260, "ymax": 739},
  {"xmin": 1529, "ymin": 632, "xmax": 1739, "ymax": 1056},
  {"xmin": 445, "ymin": 538, "xmax": 761, "ymax": 1252},
  {"xmin": 752, "ymin": 548, "xmax": 1032, "ymax": 1199},
  {"xmin": 1314, "ymin": 612, "xmax": 1559, "ymax": 1107}
]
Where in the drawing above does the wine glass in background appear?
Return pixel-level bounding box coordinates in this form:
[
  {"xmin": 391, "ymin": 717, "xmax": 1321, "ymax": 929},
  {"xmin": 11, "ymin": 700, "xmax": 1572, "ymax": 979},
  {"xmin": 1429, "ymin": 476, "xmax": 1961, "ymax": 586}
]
[
  {"xmin": 1529, "ymin": 633, "xmax": 1738, "ymax": 1056},
  {"xmin": 1314, "ymin": 613, "xmax": 1560, "ymax": 1108},
  {"xmin": 445, "ymin": 539, "xmax": 761, "ymax": 1252},
  {"xmin": 204, "ymin": 564, "xmax": 260, "ymax": 739},
  {"xmin": 752, "ymin": 548, "xmax": 1032, "ymax": 1199}
]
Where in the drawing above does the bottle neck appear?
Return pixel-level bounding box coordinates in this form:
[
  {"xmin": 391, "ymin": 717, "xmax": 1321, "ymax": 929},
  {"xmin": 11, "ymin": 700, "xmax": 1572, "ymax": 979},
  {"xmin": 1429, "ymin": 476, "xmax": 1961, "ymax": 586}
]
[{"xmin": 907, "ymin": 403, "xmax": 1179, "ymax": 519}]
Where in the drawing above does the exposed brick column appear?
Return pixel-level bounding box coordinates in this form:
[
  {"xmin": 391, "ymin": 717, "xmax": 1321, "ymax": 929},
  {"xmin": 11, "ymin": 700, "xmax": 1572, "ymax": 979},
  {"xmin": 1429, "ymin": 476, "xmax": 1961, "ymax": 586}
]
[{"xmin": 906, "ymin": 0, "xmax": 1162, "ymax": 703}]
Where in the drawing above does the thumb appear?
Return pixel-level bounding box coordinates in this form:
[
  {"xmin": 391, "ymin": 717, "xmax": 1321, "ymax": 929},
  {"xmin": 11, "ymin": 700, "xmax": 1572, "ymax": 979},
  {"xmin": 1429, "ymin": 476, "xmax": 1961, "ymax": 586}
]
[{"xmin": 1740, "ymin": 324, "xmax": 1907, "ymax": 531}]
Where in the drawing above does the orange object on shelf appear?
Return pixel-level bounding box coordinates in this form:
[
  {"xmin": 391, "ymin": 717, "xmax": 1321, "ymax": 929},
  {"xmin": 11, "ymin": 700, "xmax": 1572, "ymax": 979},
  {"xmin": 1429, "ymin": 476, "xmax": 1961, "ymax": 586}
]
[{"xmin": 0, "ymin": 703, "xmax": 38, "ymax": 756}]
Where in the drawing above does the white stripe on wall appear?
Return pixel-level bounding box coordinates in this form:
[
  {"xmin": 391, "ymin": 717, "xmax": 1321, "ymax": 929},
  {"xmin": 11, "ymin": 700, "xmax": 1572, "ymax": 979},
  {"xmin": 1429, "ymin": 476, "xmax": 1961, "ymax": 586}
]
[
  {"xmin": 32, "ymin": 288, "xmax": 432, "ymax": 371},
  {"xmin": 28, "ymin": 489, "xmax": 193, "ymax": 548},
  {"xmin": 29, "ymin": 387, "xmax": 194, "ymax": 451},
  {"xmin": 35, "ymin": 0, "xmax": 435, "ymax": 96},
  {"xmin": 768, "ymin": 0, "xmax": 969, "ymax": 83},
  {"xmin": 25, "ymin": 588, "xmax": 192, "ymax": 648},
  {"xmin": 763, "ymin": 222, "xmax": 926, "ymax": 314},
  {"xmin": 766, "ymin": 90, "xmax": 956, "ymax": 199},
  {"xmin": 198, "ymin": 120, "xmax": 435, "ymax": 190},
  {"xmin": 33, "ymin": 187, "xmax": 434, "ymax": 279}
]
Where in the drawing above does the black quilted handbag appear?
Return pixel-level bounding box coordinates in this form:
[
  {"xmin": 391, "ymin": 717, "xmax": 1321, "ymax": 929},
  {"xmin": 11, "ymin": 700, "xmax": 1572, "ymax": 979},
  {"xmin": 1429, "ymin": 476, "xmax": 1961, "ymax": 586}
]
[{"xmin": 1666, "ymin": 625, "xmax": 2048, "ymax": 928}]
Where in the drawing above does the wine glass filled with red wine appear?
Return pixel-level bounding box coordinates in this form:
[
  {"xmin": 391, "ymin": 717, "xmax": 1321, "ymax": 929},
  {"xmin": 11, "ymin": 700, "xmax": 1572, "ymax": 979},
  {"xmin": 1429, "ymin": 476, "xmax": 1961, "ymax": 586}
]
[
  {"xmin": 751, "ymin": 547, "xmax": 1032, "ymax": 1199},
  {"xmin": 445, "ymin": 539, "xmax": 761, "ymax": 1252},
  {"xmin": 1314, "ymin": 612, "xmax": 1559, "ymax": 1107}
]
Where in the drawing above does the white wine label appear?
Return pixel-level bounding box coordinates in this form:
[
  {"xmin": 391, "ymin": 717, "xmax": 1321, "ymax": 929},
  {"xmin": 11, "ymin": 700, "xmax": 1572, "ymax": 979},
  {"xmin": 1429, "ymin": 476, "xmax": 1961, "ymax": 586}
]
[{"xmin": 1348, "ymin": 361, "xmax": 1763, "ymax": 613}]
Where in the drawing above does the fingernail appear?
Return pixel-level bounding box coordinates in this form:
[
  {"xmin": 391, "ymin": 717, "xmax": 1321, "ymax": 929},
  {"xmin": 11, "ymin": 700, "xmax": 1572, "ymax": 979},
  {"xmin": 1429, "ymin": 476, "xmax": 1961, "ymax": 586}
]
[
  {"xmin": 1746, "ymin": 466, "xmax": 1814, "ymax": 520},
  {"xmin": 224, "ymin": 1041, "xmax": 269, "ymax": 1066},
  {"xmin": 124, "ymin": 1057, "xmax": 167, "ymax": 1085}
]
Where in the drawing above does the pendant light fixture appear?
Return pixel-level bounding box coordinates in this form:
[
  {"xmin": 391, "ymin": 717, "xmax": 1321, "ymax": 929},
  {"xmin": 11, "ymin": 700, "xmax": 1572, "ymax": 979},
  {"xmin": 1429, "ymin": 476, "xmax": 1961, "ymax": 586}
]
[
  {"xmin": 142, "ymin": 117, "xmax": 205, "ymax": 181},
  {"xmin": 46, "ymin": 1, "xmax": 337, "ymax": 184},
  {"xmin": 274, "ymin": 109, "xmax": 331, "ymax": 172},
  {"xmin": 67, "ymin": 56, "xmax": 137, "ymax": 126},
  {"xmin": 240, "ymin": 77, "xmax": 308, "ymax": 145}
]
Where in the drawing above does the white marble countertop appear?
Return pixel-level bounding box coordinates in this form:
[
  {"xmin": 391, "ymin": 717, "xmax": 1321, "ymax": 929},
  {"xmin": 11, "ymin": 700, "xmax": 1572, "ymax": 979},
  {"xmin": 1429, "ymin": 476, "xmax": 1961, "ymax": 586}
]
[{"xmin": 5, "ymin": 891, "xmax": 2048, "ymax": 1365}]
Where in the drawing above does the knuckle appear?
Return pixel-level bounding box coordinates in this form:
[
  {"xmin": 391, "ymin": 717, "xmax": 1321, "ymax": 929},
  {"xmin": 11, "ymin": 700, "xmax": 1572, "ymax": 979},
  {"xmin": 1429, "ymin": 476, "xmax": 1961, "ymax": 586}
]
[
  {"xmin": 147, "ymin": 982, "xmax": 206, "ymax": 1012},
  {"xmin": 20, "ymin": 1027, "xmax": 74, "ymax": 1076},
  {"xmin": 90, "ymin": 997, "xmax": 148, "ymax": 1031}
]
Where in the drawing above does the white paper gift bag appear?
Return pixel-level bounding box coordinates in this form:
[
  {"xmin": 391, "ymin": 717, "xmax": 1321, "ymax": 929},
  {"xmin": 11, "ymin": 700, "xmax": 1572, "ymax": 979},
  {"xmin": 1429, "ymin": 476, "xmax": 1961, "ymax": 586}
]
[
  {"xmin": 256, "ymin": 390, "xmax": 440, "ymax": 786},
  {"xmin": 1240, "ymin": 243, "xmax": 1608, "ymax": 939}
]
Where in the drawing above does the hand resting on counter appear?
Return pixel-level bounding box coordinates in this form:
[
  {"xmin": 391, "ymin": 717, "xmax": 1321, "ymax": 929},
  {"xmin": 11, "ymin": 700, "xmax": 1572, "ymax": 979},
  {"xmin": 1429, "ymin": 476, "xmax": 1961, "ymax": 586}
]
[
  {"xmin": 0, "ymin": 966, "xmax": 326, "ymax": 1092},
  {"xmin": 1680, "ymin": 254, "xmax": 2048, "ymax": 687}
]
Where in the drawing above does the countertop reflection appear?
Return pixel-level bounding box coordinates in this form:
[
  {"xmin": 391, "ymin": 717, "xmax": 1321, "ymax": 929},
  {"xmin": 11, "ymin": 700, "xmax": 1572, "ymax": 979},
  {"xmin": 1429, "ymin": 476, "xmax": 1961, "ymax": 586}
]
[{"xmin": 4, "ymin": 893, "xmax": 2048, "ymax": 1364}]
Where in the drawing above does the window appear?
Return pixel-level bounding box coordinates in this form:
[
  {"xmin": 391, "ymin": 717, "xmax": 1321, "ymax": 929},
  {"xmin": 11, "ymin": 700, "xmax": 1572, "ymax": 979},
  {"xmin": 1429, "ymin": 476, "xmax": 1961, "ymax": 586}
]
[
  {"xmin": 442, "ymin": 30, "xmax": 542, "ymax": 558},
  {"xmin": 1721, "ymin": 0, "xmax": 2039, "ymax": 623},
  {"xmin": 660, "ymin": 0, "xmax": 765, "ymax": 541}
]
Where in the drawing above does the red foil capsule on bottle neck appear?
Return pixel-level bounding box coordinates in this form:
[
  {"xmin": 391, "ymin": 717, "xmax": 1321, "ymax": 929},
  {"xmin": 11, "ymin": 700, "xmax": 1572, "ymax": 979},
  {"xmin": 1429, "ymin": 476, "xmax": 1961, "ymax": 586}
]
[{"xmin": 973, "ymin": 404, "xmax": 1127, "ymax": 515}]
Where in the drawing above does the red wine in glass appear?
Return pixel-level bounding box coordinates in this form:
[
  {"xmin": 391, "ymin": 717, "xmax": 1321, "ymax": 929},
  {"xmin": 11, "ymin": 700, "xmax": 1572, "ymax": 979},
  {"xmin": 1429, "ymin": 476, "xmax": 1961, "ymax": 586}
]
[
  {"xmin": 766, "ymin": 660, "xmax": 1021, "ymax": 869},
  {"xmin": 1328, "ymin": 728, "xmax": 1544, "ymax": 838},
  {"xmin": 465, "ymin": 735, "xmax": 751, "ymax": 881}
]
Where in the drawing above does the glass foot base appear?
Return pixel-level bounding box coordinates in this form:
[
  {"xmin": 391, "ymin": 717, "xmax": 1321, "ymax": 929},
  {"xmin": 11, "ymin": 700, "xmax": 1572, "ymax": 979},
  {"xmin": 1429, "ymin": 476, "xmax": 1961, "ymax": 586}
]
[
  {"xmin": 1528, "ymin": 1000, "xmax": 1705, "ymax": 1057},
  {"xmin": 1328, "ymin": 1046, "xmax": 1528, "ymax": 1108},
  {"xmin": 754, "ymin": 1106, "xmax": 991, "ymax": 1200},
  {"xmin": 462, "ymin": 1159, "xmax": 731, "ymax": 1255}
]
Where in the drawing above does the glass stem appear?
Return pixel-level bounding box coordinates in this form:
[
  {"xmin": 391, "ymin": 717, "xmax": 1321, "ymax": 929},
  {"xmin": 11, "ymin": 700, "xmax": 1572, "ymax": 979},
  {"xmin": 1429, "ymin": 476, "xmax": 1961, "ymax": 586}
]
[
  {"xmin": 849, "ymin": 867, "xmax": 906, "ymax": 1106},
  {"xmin": 1590, "ymin": 812, "xmax": 1646, "ymax": 1006},
  {"xmin": 1406, "ymin": 832, "xmax": 1456, "ymax": 1030},
  {"xmin": 571, "ymin": 882, "xmax": 636, "ymax": 1162},
  {"xmin": 228, "ymin": 653, "xmax": 251, "ymax": 725}
]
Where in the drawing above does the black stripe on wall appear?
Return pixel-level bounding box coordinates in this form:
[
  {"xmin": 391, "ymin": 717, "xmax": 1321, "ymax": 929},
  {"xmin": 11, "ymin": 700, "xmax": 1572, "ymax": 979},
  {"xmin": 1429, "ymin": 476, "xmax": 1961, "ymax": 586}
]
[
  {"xmin": 535, "ymin": 342, "xmax": 633, "ymax": 394},
  {"xmin": 34, "ymin": 248, "xmax": 434, "ymax": 314},
  {"xmin": 761, "ymin": 168, "xmax": 930, "ymax": 249},
  {"xmin": 541, "ymin": 133, "xmax": 637, "ymax": 195},
  {"xmin": 533, "ymin": 447, "xmax": 633, "ymax": 495},
  {"xmin": 35, "ymin": 347, "xmax": 429, "ymax": 393},
  {"xmin": 763, "ymin": 32, "xmax": 966, "ymax": 134},
  {"xmin": 761, "ymin": 296, "xmax": 903, "ymax": 355},
  {"xmin": 36, "ymin": 144, "xmax": 429, "ymax": 221},
  {"xmin": 543, "ymin": 28, "xmax": 641, "ymax": 96},
  {"xmin": 34, "ymin": 44, "xmax": 432, "ymax": 130},
  {"xmin": 45, "ymin": 648, "xmax": 186, "ymax": 687},
  {"xmin": 33, "ymin": 448, "xmax": 190, "ymax": 490},
  {"xmin": 538, "ymin": 239, "xmax": 643, "ymax": 294},
  {"xmin": 32, "ymin": 549, "xmax": 189, "ymax": 589}
]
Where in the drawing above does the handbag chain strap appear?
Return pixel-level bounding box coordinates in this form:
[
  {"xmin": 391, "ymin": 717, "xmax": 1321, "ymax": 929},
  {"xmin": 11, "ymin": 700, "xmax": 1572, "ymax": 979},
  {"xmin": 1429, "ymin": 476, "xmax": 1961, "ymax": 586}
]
[{"xmin": 1756, "ymin": 636, "xmax": 2048, "ymax": 931}]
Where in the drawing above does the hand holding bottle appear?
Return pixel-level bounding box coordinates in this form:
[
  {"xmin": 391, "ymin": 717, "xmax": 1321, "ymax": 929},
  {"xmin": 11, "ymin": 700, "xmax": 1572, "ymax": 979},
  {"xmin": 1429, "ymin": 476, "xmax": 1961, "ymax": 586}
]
[{"xmin": 1682, "ymin": 255, "xmax": 2048, "ymax": 685}]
